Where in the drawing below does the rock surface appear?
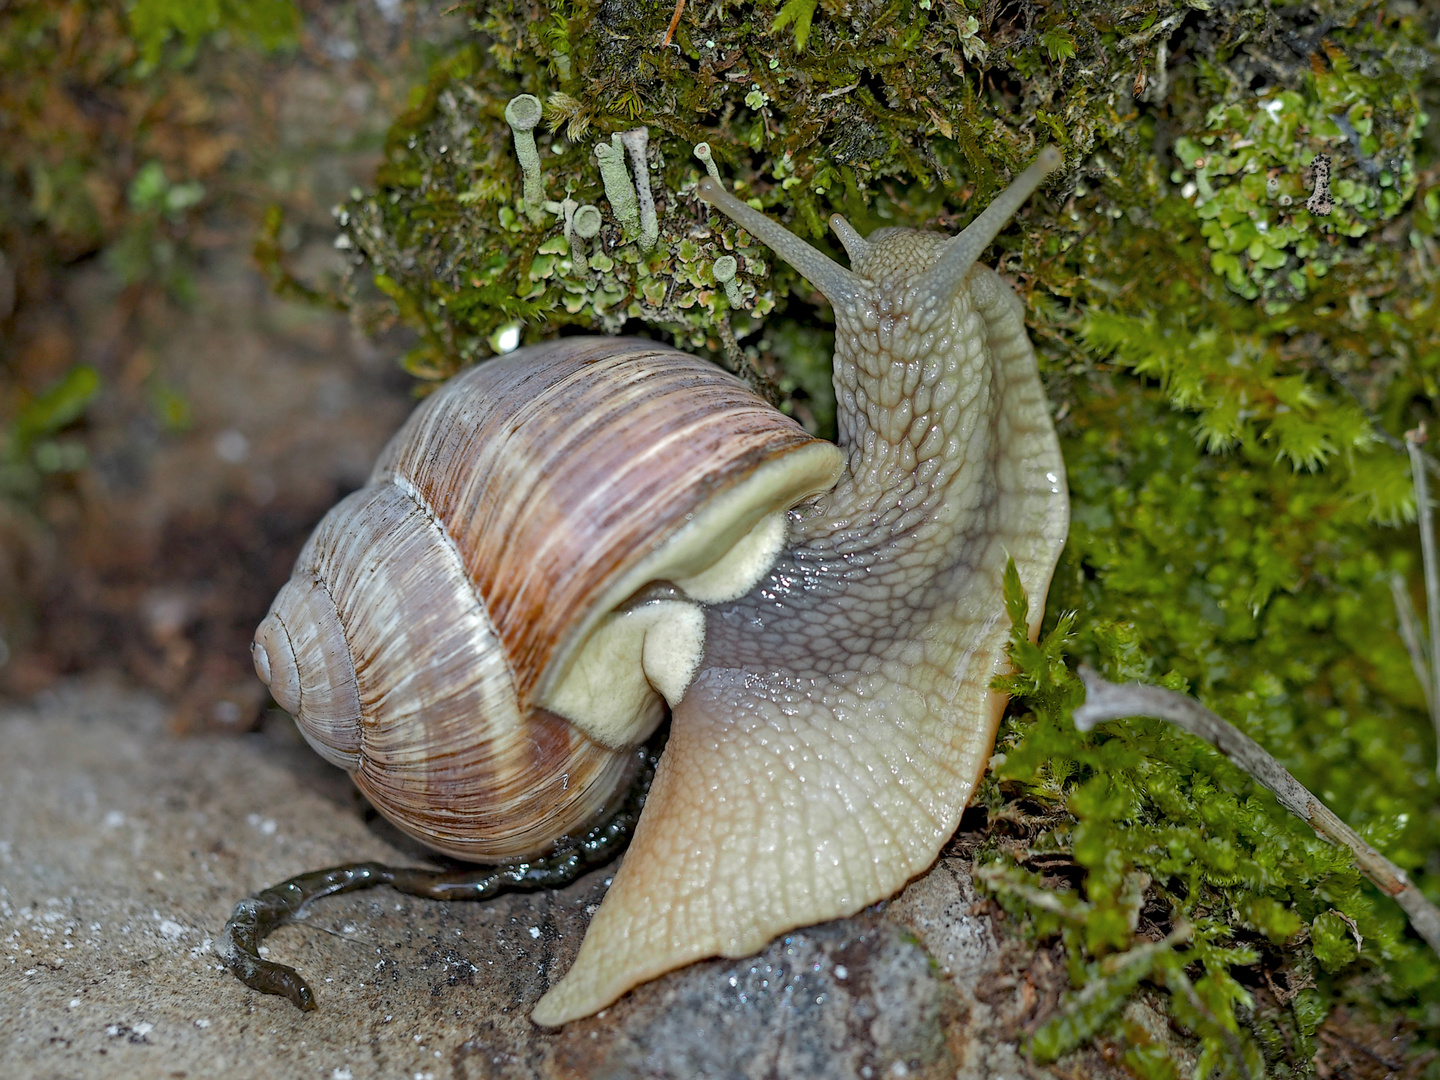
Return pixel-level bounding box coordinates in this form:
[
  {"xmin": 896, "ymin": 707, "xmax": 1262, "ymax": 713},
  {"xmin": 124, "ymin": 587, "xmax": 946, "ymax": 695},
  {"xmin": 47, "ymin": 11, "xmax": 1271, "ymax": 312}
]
[{"xmin": 0, "ymin": 682, "xmax": 1094, "ymax": 1079}]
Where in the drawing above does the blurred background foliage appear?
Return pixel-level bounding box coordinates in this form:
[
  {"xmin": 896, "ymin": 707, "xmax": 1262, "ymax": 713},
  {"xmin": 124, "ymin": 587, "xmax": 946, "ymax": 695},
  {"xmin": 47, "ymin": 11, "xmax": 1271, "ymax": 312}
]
[
  {"xmin": 3, "ymin": 0, "xmax": 1440, "ymax": 1073},
  {"xmin": 0, "ymin": 0, "xmax": 301, "ymax": 506},
  {"xmin": 0, "ymin": 0, "xmax": 443, "ymax": 721}
]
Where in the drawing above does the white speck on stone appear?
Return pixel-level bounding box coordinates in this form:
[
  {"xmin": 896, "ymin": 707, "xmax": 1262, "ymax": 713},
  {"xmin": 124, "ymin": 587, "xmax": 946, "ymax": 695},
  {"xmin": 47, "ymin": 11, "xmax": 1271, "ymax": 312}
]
[
  {"xmin": 214, "ymin": 429, "xmax": 250, "ymax": 464},
  {"xmin": 528, "ymin": 926, "xmax": 540, "ymax": 939},
  {"xmin": 834, "ymin": 965, "xmax": 848, "ymax": 980},
  {"xmin": 195, "ymin": 1018, "xmax": 210, "ymax": 1028},
  {"xmin": 333, "ymin": 1068, "xmax": 353, "ymax": 1080},
  {"xmin": 103, "ymin": 811, "xmax": 125, "ymax": 829},
  {"xmin": 158, "ymin": 919, "xmax": 185, "ymax": 940},
  {"xmin": 133, "ymin": 1022, "xmax": 153, "ymax": 1037},
  {"xmin": 68, "ymin": 998, "xmax": 80, "ymax": 1008}
]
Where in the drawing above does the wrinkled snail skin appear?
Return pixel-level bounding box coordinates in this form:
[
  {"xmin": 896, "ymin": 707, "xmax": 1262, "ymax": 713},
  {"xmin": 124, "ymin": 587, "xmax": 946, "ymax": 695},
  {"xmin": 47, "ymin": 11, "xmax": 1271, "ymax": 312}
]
[
  {"xmin": 250, "ymin": 149, "xmax": 1067, "ymax": 1028},
  {"xmin": 530, "ymin": 152, "xmax": 1068, "ymax": 1025}
]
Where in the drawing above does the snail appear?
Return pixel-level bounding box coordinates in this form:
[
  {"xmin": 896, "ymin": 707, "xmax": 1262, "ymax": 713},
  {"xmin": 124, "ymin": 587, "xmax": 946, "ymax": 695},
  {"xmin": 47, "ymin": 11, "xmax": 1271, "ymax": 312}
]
[{"xmin": 226, "ymin": 146, "xmax": 1069, "ymax": 1027}]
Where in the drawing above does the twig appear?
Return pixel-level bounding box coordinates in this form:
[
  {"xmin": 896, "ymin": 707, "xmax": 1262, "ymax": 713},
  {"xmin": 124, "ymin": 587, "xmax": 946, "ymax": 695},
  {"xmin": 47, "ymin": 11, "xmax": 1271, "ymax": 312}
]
[
  {"xmin": 1072, "ymin": 666, "xmax": 1440, "ymax": 961},
  {"xmin": 1405, "ymin": 425, "xmax": 1440, "ymax": 782}
]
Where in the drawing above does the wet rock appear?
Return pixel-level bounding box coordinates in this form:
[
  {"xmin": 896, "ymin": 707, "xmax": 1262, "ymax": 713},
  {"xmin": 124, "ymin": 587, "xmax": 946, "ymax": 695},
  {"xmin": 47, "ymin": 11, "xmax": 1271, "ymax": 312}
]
[{"xmin": 550, "ymin": 920, "xmax": 954, "ymax": 1080}]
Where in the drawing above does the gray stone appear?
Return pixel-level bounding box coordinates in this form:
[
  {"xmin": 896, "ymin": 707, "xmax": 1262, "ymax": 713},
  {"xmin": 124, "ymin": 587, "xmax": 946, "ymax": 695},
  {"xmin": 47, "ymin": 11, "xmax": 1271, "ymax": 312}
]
[
  {"xmin": 2, "ymin": 682, "xmax": 1157, "ymax": 1079},
  {"xmin": 0, "ymin": 683, "xmax": 981, "ymax": 1079}
]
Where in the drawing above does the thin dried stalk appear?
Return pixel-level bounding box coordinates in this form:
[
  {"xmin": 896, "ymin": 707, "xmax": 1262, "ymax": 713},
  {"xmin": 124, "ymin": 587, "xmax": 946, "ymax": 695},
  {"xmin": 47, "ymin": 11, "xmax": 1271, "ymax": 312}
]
[
  {"xmin": 1072, "ymin": 666, "xmax": 1440, "ymax": 960},
  {"xmin": 1405, "ymin": 426, "xmax": 1440, "ymax": 782},
  {"xmin": 1390, "ymin": 572, "xmax": 1432, "ymax": 715}
]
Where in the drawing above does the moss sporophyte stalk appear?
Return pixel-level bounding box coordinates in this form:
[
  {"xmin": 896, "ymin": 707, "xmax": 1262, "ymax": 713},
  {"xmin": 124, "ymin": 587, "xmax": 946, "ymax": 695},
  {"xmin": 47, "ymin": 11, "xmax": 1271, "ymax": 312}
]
[{"xmin": 309, "ymin": 0, "xmax": 1440, "ymax": 1071}]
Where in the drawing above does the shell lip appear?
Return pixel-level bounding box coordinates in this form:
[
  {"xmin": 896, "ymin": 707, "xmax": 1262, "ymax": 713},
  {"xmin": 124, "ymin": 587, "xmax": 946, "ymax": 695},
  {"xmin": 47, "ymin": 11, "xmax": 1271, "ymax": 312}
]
[{"xmin": 535, "ymin": 438, "xmax": 844, "ymax": 705}]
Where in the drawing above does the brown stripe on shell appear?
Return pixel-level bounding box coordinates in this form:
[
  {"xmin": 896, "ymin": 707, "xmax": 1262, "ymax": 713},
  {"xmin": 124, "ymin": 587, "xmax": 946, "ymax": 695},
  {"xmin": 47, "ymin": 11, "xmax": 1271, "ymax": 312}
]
[
  {"xmin": 372, "ymin": 338, "xmax": 825, "ymax": 704},
  {"xmin": 296, "ymin": 482, "xmax": 632, "ymax": 862}
]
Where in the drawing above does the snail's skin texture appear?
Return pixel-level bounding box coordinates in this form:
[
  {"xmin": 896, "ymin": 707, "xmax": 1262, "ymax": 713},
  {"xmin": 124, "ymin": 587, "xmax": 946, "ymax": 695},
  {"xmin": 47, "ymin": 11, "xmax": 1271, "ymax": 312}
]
[{"xmin": 531, "ymin": 150, "xmax": 1068, "ymax": 1024}]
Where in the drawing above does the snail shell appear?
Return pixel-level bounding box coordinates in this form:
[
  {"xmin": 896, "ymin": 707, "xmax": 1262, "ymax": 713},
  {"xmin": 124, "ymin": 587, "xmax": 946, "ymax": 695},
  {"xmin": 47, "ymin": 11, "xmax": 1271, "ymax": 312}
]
[
  {"xmin": 252, "ymin": 148, "xmax": 1069, "ymax": 1026},
  {"xmin": 253, "ymin": 338, "xmax": 841, "ymax": 861}
]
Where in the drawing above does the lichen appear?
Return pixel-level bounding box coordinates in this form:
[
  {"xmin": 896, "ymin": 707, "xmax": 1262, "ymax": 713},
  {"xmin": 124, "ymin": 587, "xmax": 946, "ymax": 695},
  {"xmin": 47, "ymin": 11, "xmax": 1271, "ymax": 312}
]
[{"xmin": 325, "ymin": 0, "xmax": 1440, "ymax": 1072}]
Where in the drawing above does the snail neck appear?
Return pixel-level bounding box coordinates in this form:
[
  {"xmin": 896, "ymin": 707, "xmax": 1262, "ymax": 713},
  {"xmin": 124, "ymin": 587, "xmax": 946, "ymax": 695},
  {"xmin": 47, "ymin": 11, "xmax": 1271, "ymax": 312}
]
[
  {"xmin": 695, "ymin": 260, "xmax": 1065, "ymax": 680},
  {"xmin": 806, "ymin": 263, "xmax": 1009, "ymax": 561}
]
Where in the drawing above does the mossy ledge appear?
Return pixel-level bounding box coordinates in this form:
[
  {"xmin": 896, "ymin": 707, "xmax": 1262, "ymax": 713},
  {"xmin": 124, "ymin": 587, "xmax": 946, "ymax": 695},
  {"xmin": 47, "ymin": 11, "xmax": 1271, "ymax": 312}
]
[{"xmin": 315, "ymin": 1, "xmax": 1440, "ymax": 1073}]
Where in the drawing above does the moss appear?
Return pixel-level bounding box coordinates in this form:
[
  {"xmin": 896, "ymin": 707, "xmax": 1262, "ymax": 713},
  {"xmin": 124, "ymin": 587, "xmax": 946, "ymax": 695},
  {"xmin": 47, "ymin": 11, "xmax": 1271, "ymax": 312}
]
[{"xmin": 329, "ymin": 0, "xmax": 1440, "ymax": 1072}]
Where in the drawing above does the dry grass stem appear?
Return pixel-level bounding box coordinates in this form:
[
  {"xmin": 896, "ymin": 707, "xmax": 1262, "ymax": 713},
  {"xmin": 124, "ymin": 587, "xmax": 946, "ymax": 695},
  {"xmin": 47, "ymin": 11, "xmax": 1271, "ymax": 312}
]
[
  {"xmin": 1073, "ymin": 666, "xmax": 1440, "ymax": 960},
  {"xmin": 1405, "ymin": 426, "xmax": 1440, "ymax": 782}
]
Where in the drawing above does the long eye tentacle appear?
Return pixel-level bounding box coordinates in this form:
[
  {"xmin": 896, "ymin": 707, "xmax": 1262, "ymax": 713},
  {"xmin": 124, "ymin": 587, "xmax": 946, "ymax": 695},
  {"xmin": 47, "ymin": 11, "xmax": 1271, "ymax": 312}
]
[
  {"xmin": 698, "ymin": 177, "xmax": 862, "ymax": 307},
  {"xmin": 913, "ymin": 146, "xmax": 1062, "ymax": 308}
]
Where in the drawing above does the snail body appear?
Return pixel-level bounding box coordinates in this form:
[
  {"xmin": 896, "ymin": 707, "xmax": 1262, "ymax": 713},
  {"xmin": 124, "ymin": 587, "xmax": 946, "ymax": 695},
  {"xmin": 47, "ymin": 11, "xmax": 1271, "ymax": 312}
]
[{"xmin": 250, "ymin": 149, "xmax": 1068, "ymax": 1025}]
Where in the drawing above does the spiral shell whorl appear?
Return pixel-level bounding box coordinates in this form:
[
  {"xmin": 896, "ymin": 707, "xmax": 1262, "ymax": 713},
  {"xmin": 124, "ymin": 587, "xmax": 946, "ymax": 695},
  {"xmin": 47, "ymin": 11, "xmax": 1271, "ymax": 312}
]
[
  {"xmin": 253, "ymin": 581, "xmax": 361, "ymax": 770},
  {"xmin": 265, "ymin": 480, "xmax": 635, "ymax": 863},
  {"xmin": 255, "ymin": 337, "xmax": 841, "ymax": 864}
]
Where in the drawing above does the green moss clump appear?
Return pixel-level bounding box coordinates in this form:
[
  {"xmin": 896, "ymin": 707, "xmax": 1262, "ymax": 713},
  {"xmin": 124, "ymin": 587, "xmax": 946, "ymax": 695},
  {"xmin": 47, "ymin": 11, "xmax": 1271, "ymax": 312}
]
[{"xmin": 328, "ymin": 0, "xmax": 1440, "ymax": 1072}]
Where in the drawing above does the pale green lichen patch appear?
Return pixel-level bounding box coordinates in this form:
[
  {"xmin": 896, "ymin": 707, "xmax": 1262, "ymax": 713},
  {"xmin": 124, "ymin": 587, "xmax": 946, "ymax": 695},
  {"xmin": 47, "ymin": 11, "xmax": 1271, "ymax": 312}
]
[{"xmin": 1169, "ymin": 48, "xmax": 1423, "ymax": 304}]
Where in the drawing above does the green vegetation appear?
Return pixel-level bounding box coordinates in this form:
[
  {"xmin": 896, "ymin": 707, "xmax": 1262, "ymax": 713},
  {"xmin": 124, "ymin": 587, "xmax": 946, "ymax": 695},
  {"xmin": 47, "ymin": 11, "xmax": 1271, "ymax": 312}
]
[
  {"xmin": 0, "ymin": 0, "xmax": 299, "ymax": 504},
  {"xmin": 127, "ymin": 0, "xmax": 298, "ymax": 68},
  {"xmin": 329, "ymin": 0, "xmax": 1440, "ymax": 1071},
  {"xmin": 0, "ymin": 365, "xmax": 99, "ymax": 501}
]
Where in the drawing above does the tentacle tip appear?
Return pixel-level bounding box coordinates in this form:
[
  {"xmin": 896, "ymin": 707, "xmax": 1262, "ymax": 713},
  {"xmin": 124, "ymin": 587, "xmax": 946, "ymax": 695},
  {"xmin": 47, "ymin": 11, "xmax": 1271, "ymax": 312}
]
[{"xmin": 1036, "ymin": 146, "xmax": 1063, "ymax": 173}]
